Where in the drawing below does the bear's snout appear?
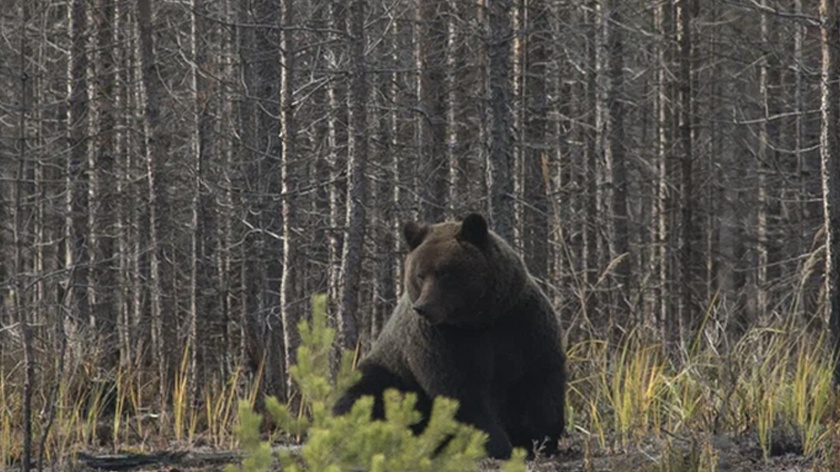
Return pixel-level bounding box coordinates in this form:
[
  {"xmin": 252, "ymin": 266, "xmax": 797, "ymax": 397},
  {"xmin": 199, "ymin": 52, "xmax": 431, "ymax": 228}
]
[
  {"xmin": 412, "ymin": 302, "xmax": 432, "ymax": 318},
  {"xmin": 412, "ymin": 301, "xmax": 446, "ymax": 324}
]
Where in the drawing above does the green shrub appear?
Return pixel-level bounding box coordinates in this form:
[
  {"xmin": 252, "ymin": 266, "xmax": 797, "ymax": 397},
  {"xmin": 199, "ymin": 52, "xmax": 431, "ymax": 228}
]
[{"xmin": 227, "ymin": 294, "xmax": 526, "ymax": 472}]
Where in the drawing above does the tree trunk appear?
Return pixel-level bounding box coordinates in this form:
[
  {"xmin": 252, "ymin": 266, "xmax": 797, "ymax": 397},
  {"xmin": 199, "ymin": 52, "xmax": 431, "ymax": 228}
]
[
  {"xmin": 187, "ymin": 0, "xmax": 200, "ymax": 412},
  {"xmin": 280, "ymin": 0, "xmax": 299, "ymax": 398},
  {"xmin": 677, "ymin": 0, "xmax": 695, "ymax": 352},
  {"xmin": 214, "ymin": 0, "xmax": 235, "ymax": 375},
  {"xmin": 418, "ymin": 0, "xmax": 449, "ymax": 221},
  {"xmin": 327, "ymin": 1, "xmax": 347, "ymax": 319},
  {"xmin": 446, "ymin": 0, "xmax": 465, "ymax": 214},
  {"xmin": 68, "ymin": 0, "xmax": 90, "ymax": 348},
  {"xmin": 391, "ymin": 14, "xmax": 409, "ymax": 299},
  {"xmin": 337, "ymin": 0, "xmax": 369, "ymax": 350},
  {"xmin": 371, "ymin": 17, "xmax": 398, "ymax": 343},
  {"xmin": 113, "ymin": 0, "xmax": 131, "ymax": 370},
  {"xmin": 187, "ymin": 0, "xmax": 215, "ymax": 407},
  {"xmin": 235, "ymin": 0, "xmax": 258, "ymax": 378},
  {"xmin": 137, "ymin": 0, "xmax": 170, "ymax": 408},
  {"xmin": 550, "ymin": 3, "xmax": 572, "ymax": 311},
  {"xmin": 655, "ymin": 0, "xmax": 674, "ymax": 351},
  {"xmin": 793, "ymin": 0, "xmax": 806, "ymax": 318},
  {"xmin": 487, "ymin": 0, "xmax": 515, "ymax": 241},
  {"xmin": 513, "ymin": 0, "xmax": 524, "ymax": 249},
  {"xmin": 756, "ymin": 0, "xmax": 772, "ymax": 321},
  {"xmin": 218, "ymin": 0, "xmax": 235, "ymax": 371},
  {"xmin": 522, "ymin": 0, "xmax": 550, "ymax": 282},
  {"xmin": 94, "ymin": 0, "xmax": 118, "ymax": 367},
  {"xmin": 15, "ymin": 11, "xmax": 34, "ymax": 469},
  {"xmin": 819, "ymin": 0, "xmax": 840, "ymax": 387},
  {"xmin": 477, "ymin": 0, "xmax": 490, "ymax": 216},
  {"xmin": 583, "ymin": 1, "xmax": 601, "ymax": 323},
  {"xmin": 255, "ymin": 0, "xmax": 286, "ymax": 402},
  {"xmin": 125, "ymin": 11, "xmax": 145, "ymax": 368},
  {"xmin": 604, "ymin": 0, "xmax": 629, "ymax": 326}
]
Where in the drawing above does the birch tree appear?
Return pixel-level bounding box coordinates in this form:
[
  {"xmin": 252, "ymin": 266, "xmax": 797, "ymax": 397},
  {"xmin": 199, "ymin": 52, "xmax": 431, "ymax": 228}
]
[
  {"xmin": 280, "ymin": 0, "xmax": 299, "ymax": 398},
  {"xmin": 819, "ymin": 0, "xmax": 840, "ymax": 386}
]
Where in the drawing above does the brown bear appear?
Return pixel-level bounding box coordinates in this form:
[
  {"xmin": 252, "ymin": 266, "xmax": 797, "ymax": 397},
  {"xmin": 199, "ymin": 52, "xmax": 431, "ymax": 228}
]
[{"xmin": 333, "ymin": 213, "xmax": 566, "ymax": 459}]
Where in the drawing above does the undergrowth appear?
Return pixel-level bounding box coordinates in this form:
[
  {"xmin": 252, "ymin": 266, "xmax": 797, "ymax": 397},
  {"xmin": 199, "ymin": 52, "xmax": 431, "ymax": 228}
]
[
  {"xmin": 566, "ymin": 320, "xmax": 839, "ymax": 470},
  {"xmin": 1, "ymin": 301, "xmax": 838, "ymax": 470}
]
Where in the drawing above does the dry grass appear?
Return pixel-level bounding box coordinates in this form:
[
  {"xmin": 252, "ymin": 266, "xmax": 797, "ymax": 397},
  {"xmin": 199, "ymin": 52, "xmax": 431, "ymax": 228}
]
[
  {"xmin": 1, "ymin": 314, "xmax": 838, "ymax": 470},
  {"xmin": 567, "ymin": 320, "xmax": 838, "ymax": 471},
  {"xmin": 0, "ymin": 345, "xmax": 268, "ymax": 468}
]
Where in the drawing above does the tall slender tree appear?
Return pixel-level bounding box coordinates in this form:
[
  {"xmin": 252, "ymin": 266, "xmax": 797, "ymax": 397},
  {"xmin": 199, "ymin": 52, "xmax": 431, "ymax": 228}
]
[
  {"xmin": 486, "ymin": 0, "xmax": 515, "ymax": 241},
  {"xmin": 418, "ymin": 0, "xmax": 449, "ymax": 221},
  {"xmin": 187, "ymin": 0, "xmax": 217, "ymax": 405},
  {"xmin": 280, "ymin": 0, "xmax": 299, "ymax": 398},
  {"xmin": 327, "ymin": 1, "xmax": 347, "ymax": 317},
  {"xmin": 793, "ymin": 0, "xmax": 807, "ymax": 315},
  {"xmin": 677, "ymin": 0, "xmax": 695, "ymax": 350},
  {"xmin": 604, "ymin": 0, "xmax": 629, "ymax": 324},
  {"xmin": 337, "ymin": 0, "xmax": 369, "ymax": 350},
  {"xmin": 756, "ymin": 0, "xmax": 774, "ymax": 321},
  {"xmin": 94, "ymin": 0, "xmax": 118, "ymax": 366},
  {"xmin": 137, "ymin": 0, "xmax": 171, "ymax": 407},
  {"xmin": 819, "ymin": 0, "xmax": 840, "ymax": 386},
  {"xmin": 255, "ymin": 0, "xmax": 286, "ymax": 401},
  {"xmin": 656, "ymin": 0, "xmax": 675, "ymax": 350},
  {"xmin": 522, "ymin": 0, "xmax": 551, "ymax": 282},
  {"xmin": 67, "ymin": 0, "xmax": 90, "ymax": 344},
  {"xmin": 15, "ymin": 7, "xmax": 34, "ymax": 470}
]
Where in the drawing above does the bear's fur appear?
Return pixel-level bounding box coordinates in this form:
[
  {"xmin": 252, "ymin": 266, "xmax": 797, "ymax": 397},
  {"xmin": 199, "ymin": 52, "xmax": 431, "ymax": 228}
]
[{"xmin": 333, "ymin": 213, "xmax": 566, "ymax": 459}]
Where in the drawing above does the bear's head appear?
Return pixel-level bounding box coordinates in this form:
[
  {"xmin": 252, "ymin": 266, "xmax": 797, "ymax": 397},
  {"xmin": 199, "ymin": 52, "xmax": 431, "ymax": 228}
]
[{"xmin": 402, "ymin": 213, "xmax": 526, "ymax": 328}]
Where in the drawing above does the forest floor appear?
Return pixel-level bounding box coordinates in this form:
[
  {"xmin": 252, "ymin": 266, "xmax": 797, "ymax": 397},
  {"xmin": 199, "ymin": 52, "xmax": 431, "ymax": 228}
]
[
  {"xmin": 71, "ymin": 431, "xmax": 822, "ymax": 472},
  {"xmin": 498, "ymin": 432, "xmax": 817, "ymax": 472}
]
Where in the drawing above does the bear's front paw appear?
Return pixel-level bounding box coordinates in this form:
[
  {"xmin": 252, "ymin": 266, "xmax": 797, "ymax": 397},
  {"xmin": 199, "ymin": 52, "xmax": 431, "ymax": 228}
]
[{"xmin": 485, "ymin": 428, "xmax": 513, "ymax": 459}]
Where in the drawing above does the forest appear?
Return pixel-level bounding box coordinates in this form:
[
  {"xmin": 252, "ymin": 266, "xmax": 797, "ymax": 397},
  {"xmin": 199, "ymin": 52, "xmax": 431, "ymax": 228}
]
[{"xmin": 1, "ymin": 0, "xmax": 840, "ymax": 470}]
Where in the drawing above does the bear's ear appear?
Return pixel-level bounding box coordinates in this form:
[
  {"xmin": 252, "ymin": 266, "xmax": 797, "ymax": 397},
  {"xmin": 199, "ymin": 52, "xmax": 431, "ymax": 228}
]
[
  {"xmin": 459, "ymin": 213, "xmax": 488, "ymax": 246},
  {"xmin": 403, "ymin": 221, "xmax": 429, "ymax": 250}
]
